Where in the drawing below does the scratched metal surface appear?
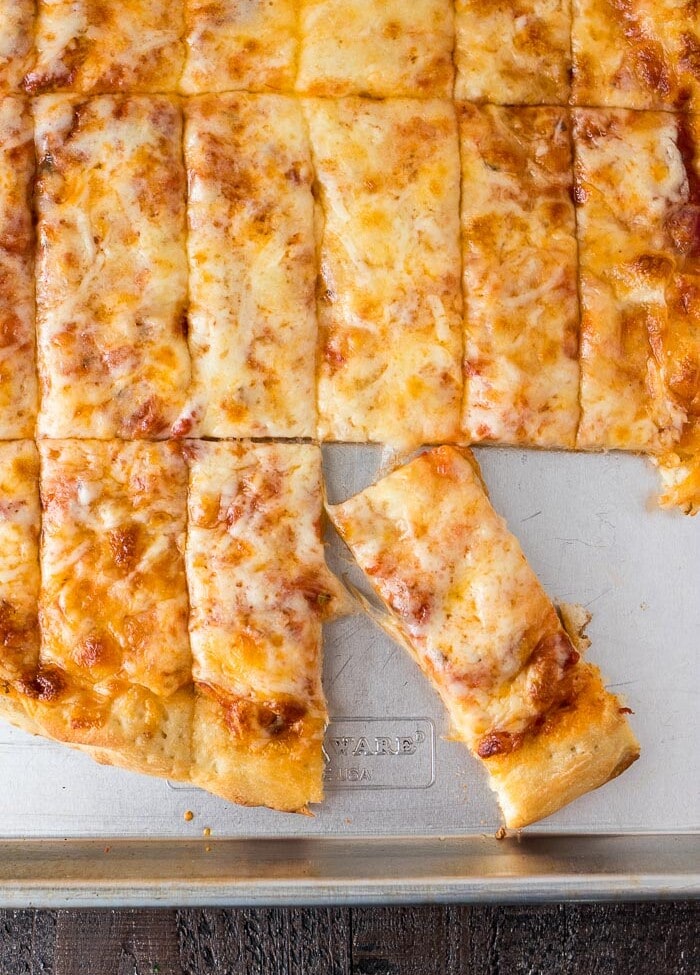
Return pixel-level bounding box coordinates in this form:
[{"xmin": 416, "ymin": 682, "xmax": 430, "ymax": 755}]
[{"xmin": 0, "ymin": 445, "xmax": 698, "ymax": 840}]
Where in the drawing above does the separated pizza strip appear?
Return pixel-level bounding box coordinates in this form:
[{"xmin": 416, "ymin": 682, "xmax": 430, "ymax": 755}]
[
  {"xmin": 185, "ymin": 441, "xmax": 349, "ymax": 811},
  {"xmin": 0, "ymin": 97, "xmax": 37, "ymax": 438},
  {"xmin": 178, "ymin": 94, "xmax": 316, "ymax": 439},
  {"xmin": 0, "ymin": 1, "xmax": 34, "ymax": 92},
  {"xmin": 329, "ymin": 446, "xmax": 639, "ymax": 829},
  {"xmin": 574, "ymin": 109, "xmax": 700, "ymax": 512},
  {"xmin": 454, "ymin": 0, "xmax": 571, "ymax": 105},
  {"xmin": 572, "ymin": 0, "xmax": 699, "ymax": 111},
  {"xmin": 459, "ymin": 104, "xmax": 580, "ymax": 448},
  {"xmin": 306, "ymin": 98, "xmax": 463, "ymax": 447},
  {"xmin": 181, "ymin": 0, "xmax": 298, "ymax": 94},
  {"xmin": 34, "ymin": 95, "xmax": 190, "ymax": 439},
  {"xmin": 296, "ymin": 0, "xmax": 454, "ymax": 98},
  {"xmin": 24, "ymin": 0, "xmax": 185, "ymax": 94}
]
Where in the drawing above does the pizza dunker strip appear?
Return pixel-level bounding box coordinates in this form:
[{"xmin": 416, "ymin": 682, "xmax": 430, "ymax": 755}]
[
  {"xmin": 177, "ymin": 94, "xmax": 317, "ymax": 439},
  {"xmin": 0, "ymin": 97, "xmax": 36, "ymax": 438},
  {"xmin": 574, "ymin": 109, "xmax": 700, "ymax": 513},
  {"xmin": 454, "ymin": 0, "xmax": 572, "ymax": 105},
  {"xmin": 186, "ymin": 441, "xmax": 349, "ymax": 811},
  {"xmin": 296, "ymin": 0, "xmax": 454, "ymax": 98},
  {"xmin": 0, "ymin": 0, "xmax": 34, "ymax": 92},
  {"xmin": 459, "ymin": 104, "xmax": 580, "ymax": 449},
  {"xmin": 0, "ymin": 441, "xmax": 193, "ymax": 780},
  {"xmin": 329, "ymin": 446, "xmax": 639, "ymax": 829},
  {"xmin": 305, "ymin": 97, "xmax": 463, "ymax": 447},
  {"xmin": 34, "ymin": 95, "xmax": 190, "ymax": 440},
  {"xmin": 571, "ymin": 0, "xmax": 700, "ymax": 111},
  {"xmin": 181, "ymin": 0, "xmax": 298, "ymax": 94},
  {"xmin": 24, "ymin": 0, "xmax": 185, "ymax": 94}
]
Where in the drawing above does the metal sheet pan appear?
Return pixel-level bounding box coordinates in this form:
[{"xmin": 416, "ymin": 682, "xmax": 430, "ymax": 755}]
[{"xmin": 1, "ymin": 446, "xmax": 698, "ymax": 904}]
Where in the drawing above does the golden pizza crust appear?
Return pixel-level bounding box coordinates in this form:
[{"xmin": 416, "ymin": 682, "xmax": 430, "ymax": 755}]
[
  {"xmin": 191, "ymin": 688, "xmax": 326, "ymax": 812},
  {"xmin": 485, "ymin": 664, "xmax": 640, "ymax": 829}
]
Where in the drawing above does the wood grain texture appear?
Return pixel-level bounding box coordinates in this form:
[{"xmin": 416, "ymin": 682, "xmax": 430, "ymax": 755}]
[{"xmin": 0, "ymin": 905, "xmax": 697, "ymax": 975}]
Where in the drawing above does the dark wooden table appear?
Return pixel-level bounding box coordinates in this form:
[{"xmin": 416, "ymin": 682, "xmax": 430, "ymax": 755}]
[{"xmin": 1, "ymin": 903, "xmax": 697, "ymax": 974}]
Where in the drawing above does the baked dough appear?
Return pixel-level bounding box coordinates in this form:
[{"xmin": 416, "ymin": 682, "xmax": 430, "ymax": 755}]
[
  {"xmin": 25, "ymin": 0, "xmax": 184, "ymax": 94},
  {"xmin": 454, "ymin": 0, "xmax": 571, "ymax": 104},
  {"xmin": 178, "ymin": 94, "xmax": 317, "ymax": 438},
  {"xmin": 459, "ymin": 103, "xmax": 580, "ymax": 448},
  {"xmin": 297, "ymin": 0, "xmax": 454, "ymax": 98},
  {"xmin": 0, "ymin": 97, "xmax": 36, "ymax": 437},
  {"xmin": 572, "ymin": 0, "xmax": 700, "ymax": 111},
  {"xmin": 305, "ymin": 97, "xmax": 463, "ymax": 447},
  {"xmin": 181, "ymin": 0, "xmax": 297, "ymax": 94},
  {"xmin": 34, "ymin": 94, "xmax": 190, "ymax": 439},
  {"xmin": 574, "ymin": 109, "xmax": 700, "ymax": 512},
  {"xmin": 186, "ymin": 441, "xmax": 349, "ymax": 809},
  {"xmin": 329, "ymin": 446, "xmax": 639, "ymax": 828}
]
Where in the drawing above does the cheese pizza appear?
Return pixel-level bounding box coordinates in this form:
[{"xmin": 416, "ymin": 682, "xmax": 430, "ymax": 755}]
[
  {"xmin": 329, "ymin": 446, "xmax": 639, "ymax": 828},
  {"xmin": 0, "ymin": 97, "xmax": 36, "ymax": 438},
  {"xmin": 34, "ymin": 94, "xmax": 190, "ymax": 439},
  {"xmin": 0, "ymin": 439, "xmax": 347, "ymax": 809},
  {"xmin": 305, "ymin": 97, "xmax": 463, "ymax": 447},
  {"xmin": 0, "ymin": 442, "xmax": 41, "ymax": 688},
  {"xmin": 0, "ymin": 1, "xmax": 34, "ymax": 91},
  {"xmin": 572, "ymin": 0, "xmax": 700, "ymax": 111},
  {"xmin": 186, "ymin": 441, "xmax": 349, "ymax": 810},
  {"xmin": 0, "ymin": 439, "xmax": 194, "ymax": 781},
  {"xmin": 574, "ymin": 109, "xmax": 700, "ymax": 512},
  {"xmin": 454, "ymin": 0, "xmax": 572, "ymax": 105},
  {"xmin": 459, "ymin": 104, "xmax": 580, "ymax": 448},
  {"xmin": 25, "ymin": 0, "xmax": 185, "ymax": 94},
  {"xmin": 178, "ymin": 94, "xmax": 317, "ymax": 439},
  {"xmin": 181, "ymin": 0, "xmax": 297, "ymax": 94},
  {"xmin": 296, "ymin": 0, "xmax": 454, "ymax": 98},
  {"xmin": 39, "ymin": 440, "xmax": 192, "ymax": 699}
]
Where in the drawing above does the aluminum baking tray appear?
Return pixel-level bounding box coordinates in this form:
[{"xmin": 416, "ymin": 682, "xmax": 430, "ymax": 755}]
[{"xmin": 0, "ymin": 446, "xmax": 698, "ymax": 905}]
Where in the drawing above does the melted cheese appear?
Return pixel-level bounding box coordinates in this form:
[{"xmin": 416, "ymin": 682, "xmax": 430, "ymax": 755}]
[
  {"xmin": 0, "ymin": 97, "xmax": 37, "ymax": 438},
  {"xmin": 186, "ymin": 441, "xmax": 348, "ymax": 809},
  {"xmin": 25, "ymin": 0, "xmax": 185, "ymax": 94},
  {"xmin": 572, "ymin": 0, "xmax": 700, "ymax": 110},
  {"xmin": 297, "ymin": 0, "xmax": 454, "ymax": 97},
  {"xmin": 39, "ymin": 440, "xmax": 191, "ymax": 699},
  {"xmin": 574, "ymin": 110, "xmax": 700, "ymax": 465},
  {"xmin": 34, "ymin": 95, "xmax": 191, "ymax": 439},
  {"xmin": 330, "ymin": 447, "xmax": 579, "ymax": 746},
  {"xmin": 0, "ymin": 1, "xmax": 34, "ymax": 91},
  {"xmin": 178, "ymin": 95, "xmax": 316, "ymax": 438},
  {"xmin": 186, "ymin": 440, "xmax": 346, "ymax": 704},
  {"xmin": 0, "ymin": 441, "xmax": 40, "ymax": 684},
  {"xmin": 459, "ymin": 105, "xmax": 580, "ymax": 448},
  {"xmin": 454, "ymin": 0, "xmax": 571, "ymax": 104},
  {"xmin": 305, "ymin": 98, "xmax": 463, "ymax": 447},
  {"xmin": 181, "ymin": 0, "xmax": 298, "ymax": 94}
]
